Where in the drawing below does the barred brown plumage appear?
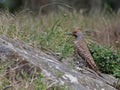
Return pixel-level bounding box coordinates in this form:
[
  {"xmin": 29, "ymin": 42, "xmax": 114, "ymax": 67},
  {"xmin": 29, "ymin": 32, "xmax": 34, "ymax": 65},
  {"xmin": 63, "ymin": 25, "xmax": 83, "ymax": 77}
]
[
  {"xmin": 67, "ymin": 29, "xmax": 99, "ymax": 73},
  {"xmin": 66, "ymin": 29, "xmax": 114, "ymax": 86}
]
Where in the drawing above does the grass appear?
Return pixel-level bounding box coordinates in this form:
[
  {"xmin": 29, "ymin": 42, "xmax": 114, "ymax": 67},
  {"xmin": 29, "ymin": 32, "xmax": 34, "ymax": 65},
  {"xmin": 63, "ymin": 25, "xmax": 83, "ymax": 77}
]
[
  {"xmin": 0, "ymin": 10, "xmax": 120, "ymax": 89},
  {"xmin": 0, "ymin": 11, "xmax": 120, "ymax": 57}
]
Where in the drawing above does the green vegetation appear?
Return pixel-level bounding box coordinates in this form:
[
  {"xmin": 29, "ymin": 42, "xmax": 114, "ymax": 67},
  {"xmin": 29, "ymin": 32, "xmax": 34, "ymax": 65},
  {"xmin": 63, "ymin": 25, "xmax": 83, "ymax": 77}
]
[
  {"xmin": 0, "ymin": 11, "xmax": 120, "ymax": 89},
  {"xmin": 89, "ymin": 43, "xmax": 120, "ymax": 78}
]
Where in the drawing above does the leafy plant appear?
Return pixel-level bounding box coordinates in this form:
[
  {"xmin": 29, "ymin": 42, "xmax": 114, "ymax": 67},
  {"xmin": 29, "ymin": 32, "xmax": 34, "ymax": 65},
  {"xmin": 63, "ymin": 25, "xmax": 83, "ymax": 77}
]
[{"xmin": 88, "ymin": 43, "xmax": 120, "ymax": 78}]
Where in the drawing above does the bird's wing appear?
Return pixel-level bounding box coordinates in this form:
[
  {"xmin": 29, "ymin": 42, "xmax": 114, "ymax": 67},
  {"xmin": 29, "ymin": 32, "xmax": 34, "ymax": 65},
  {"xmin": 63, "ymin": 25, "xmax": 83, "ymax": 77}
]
[{"xmin": 74, "ymin": 40, "xmax": 99, "ymax": 72}]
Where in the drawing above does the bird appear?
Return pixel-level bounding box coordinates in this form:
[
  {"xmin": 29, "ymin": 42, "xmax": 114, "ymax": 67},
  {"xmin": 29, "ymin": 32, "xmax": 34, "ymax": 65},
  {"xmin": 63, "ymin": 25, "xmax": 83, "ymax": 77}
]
[
  {"xmin": 67, "ymin": 29, "xmax": 115, "ymax": 86},
  {"xmin": 67, "ymin": 29, "xmax": 99, "ymax": 73}
]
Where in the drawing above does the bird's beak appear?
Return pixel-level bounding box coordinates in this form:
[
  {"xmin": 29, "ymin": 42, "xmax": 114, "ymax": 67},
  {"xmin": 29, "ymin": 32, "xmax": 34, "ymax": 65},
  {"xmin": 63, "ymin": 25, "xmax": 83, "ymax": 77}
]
[{"xmin": 65, "ymin": 32, "xmax": 73, "ymax": 35}]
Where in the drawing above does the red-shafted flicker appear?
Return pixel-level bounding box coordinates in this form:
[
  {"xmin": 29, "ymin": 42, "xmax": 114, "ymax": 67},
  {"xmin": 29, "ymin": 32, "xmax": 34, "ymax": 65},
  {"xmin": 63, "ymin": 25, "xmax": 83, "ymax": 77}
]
[{"xmin": 67, "ymin": 29, "xmax": 99, "ymax": 73}]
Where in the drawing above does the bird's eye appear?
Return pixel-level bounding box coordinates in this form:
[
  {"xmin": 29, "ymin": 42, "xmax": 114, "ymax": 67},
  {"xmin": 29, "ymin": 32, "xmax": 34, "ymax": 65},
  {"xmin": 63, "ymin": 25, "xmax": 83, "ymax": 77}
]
[{"xmin": 73, "ymin": 31, "xmax": 77, "ymax": 34}]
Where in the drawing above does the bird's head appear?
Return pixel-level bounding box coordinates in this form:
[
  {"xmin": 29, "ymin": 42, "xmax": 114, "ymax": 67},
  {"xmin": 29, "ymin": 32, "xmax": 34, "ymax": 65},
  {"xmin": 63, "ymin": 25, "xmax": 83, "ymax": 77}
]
[{"xmin": 66, "ymin": 29, "xmax": 83, "ymax": 39}]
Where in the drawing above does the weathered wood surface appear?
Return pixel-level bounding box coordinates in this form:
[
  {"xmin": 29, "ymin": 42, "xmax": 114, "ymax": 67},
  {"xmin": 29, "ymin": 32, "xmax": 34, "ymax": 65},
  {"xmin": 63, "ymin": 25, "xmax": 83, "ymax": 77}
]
[{"xmin": 0, "ymin": 37, "xmax": 118, "ymax": 90}]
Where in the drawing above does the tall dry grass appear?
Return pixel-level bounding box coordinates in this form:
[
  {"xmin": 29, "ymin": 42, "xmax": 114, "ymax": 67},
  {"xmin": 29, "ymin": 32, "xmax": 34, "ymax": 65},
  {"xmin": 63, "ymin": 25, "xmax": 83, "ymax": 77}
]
[{"xmin": 0, "ymin": 11, "xmax": 119, "ymax": 52}]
